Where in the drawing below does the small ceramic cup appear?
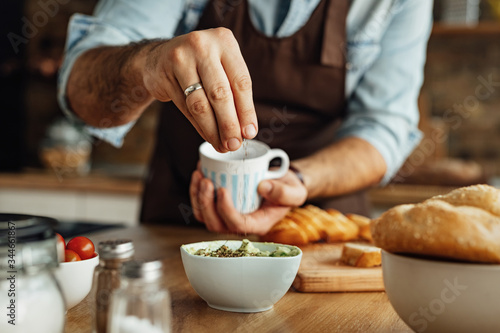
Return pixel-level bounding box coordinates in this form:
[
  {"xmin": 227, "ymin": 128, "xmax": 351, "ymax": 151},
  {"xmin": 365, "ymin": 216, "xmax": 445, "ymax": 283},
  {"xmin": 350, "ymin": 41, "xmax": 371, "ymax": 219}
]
[{"xmin": 199, "ymin": 140, "xmax": 290, "ymax": 214}]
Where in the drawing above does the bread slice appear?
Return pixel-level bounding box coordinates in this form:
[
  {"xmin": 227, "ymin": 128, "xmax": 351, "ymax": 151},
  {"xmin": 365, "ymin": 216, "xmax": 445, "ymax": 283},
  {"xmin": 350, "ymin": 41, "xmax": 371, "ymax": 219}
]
[
  {"xmin": 284, "ymin": 210, "xmax": 321, "ymax": 243},
  {"xmin": 288, "ymin": 207, "xmax": 326, "ymax": 240},
  {"xmin": 341, "ymin": 243, "xmax": 382, "ymax": 268},
  {"xmin": 321, "ymin": 207, "xmax": 359, "ymax": 242},
  {"xmin": 262, "ymin": 205, "xmax": 368, "ymax": 246},
  {"xmin": 346, "ymin": 213, "xmax": 373, "ymax": 242},
  {"xmin": 260, "ymin": 217, "xmax": 309, "ymax": 246}
]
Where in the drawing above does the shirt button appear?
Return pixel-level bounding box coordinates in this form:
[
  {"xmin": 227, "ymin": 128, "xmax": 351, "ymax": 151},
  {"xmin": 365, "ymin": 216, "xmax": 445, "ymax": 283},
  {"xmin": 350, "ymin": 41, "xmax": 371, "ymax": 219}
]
[{"xmin": 345, "ymin": 62, "xmax": 353, "ymax": 70}]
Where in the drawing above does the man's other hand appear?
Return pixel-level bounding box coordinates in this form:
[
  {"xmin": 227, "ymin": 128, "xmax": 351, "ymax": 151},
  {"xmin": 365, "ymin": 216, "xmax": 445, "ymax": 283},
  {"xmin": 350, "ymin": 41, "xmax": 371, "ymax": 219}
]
[{"xmin": 189, "ymin": 169, "xmax": 307, "ymax": 235}]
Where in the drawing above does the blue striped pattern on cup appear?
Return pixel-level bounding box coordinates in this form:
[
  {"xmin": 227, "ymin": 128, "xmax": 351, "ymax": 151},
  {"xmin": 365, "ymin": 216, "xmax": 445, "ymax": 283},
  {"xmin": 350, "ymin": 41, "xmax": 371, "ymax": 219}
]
[{"xmin": 203, "ymin": 168, "xmax": 267, "ymax": 214}]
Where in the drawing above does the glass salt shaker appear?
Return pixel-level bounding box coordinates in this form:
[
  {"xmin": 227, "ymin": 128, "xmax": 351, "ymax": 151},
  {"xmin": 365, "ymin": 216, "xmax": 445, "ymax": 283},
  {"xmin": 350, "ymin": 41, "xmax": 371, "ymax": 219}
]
[
  {"xmin": 107, "ymin": 259, "xmax": 171, "ymax": 333},
  {"xmin": 0, "ymin": 215, "xmax": 65, "ymax": 333},
  {"xmin": 92, "ymin": 240, "xmax": 134, "ymax": 333}
]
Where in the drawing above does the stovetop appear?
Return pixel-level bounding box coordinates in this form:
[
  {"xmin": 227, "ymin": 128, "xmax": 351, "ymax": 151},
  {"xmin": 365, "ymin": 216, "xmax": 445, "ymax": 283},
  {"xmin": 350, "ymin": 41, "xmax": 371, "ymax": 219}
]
[{"xmin": 54, "ymin": 220, "xmax": 124, "ymax": 239}]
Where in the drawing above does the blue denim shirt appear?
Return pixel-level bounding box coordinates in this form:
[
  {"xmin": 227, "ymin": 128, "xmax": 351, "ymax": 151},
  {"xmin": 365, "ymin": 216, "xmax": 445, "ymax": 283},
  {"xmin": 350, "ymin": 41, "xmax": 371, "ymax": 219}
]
[{"xmin": 58, "ymin": 0, "xmax": 433, "ymax": 184}]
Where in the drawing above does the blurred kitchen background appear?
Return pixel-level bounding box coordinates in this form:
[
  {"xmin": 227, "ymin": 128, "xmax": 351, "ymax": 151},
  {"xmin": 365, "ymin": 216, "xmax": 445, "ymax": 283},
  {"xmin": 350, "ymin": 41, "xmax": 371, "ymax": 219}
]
[{"xmin": 1, "ymin": 0, "xmax": 500, "ymax": 225}]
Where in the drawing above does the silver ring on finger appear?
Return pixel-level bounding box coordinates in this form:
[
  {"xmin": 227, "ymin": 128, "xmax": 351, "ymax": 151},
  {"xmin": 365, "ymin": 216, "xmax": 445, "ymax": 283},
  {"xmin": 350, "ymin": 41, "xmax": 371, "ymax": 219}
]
[{"xmin": 184, "ymin": 82, "xmax": 203, "ymax": 98}]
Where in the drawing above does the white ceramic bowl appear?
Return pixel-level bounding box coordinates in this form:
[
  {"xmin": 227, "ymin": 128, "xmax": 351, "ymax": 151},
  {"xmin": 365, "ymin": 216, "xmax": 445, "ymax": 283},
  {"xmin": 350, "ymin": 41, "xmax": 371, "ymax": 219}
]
[
  {"xmin": 180, "ymin": 240, "xmax": 302, "ymax": 313},
  {"xmin": 54, "ymin": 254, "xmax": 99, "ymax": 310},
  {"xmin": 382, "ymin": 250, "xmax": 500, "ymax": 333}
]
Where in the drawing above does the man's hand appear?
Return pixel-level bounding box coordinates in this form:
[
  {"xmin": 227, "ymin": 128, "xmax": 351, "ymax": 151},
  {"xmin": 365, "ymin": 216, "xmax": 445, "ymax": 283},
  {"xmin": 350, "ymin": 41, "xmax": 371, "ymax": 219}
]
[
  {"xmin": 142, "ymin": 28, "xmax": 258, "ymax": 152},
  {"xmin": 189, "ymin": 169, "xmax": 308, "ymax": 235}
]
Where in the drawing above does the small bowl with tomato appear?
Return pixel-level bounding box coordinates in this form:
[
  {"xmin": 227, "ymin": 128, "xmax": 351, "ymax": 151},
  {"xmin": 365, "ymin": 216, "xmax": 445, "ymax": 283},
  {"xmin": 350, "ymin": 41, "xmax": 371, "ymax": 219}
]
[{"xmin": 53, "ymin": 234, "xmax": 98, "ymax": 310}]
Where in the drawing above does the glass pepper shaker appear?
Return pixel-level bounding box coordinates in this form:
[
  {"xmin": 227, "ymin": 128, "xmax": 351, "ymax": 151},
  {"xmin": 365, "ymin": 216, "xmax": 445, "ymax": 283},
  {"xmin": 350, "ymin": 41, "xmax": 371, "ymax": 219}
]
[
  {"xmin": 107, "ymin": 259, "xmax": 171, "ymax": 333},
  {"xmin": 92, "ymin": 240, "xmax": 134, "ymax": 333}
]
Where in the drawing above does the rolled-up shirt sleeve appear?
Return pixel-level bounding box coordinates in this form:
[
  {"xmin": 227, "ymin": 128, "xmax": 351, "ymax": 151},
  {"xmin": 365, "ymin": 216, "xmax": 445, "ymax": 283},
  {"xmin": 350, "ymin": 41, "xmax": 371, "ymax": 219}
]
[
  {"xmin": 337, "ymin": 0, "xmax": 433, "ymax": 185},
  {"xmin": 57, "ymin": 0, "xmax": 184, "ymax": 147}
]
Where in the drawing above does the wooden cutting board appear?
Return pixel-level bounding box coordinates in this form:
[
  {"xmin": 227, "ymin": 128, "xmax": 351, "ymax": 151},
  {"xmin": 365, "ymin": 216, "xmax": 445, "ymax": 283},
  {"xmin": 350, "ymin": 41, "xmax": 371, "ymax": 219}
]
[{"xmin": 292, "ymin": 243, "xmax": 385, "ymax": 293}]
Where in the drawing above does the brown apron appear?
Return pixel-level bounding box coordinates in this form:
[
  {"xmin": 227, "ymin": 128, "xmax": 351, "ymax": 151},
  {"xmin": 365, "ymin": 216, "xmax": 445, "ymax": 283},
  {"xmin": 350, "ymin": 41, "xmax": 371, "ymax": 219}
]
[{"xmin": 140, "ymin": 0, "xmax": 370, "ymax": 225}]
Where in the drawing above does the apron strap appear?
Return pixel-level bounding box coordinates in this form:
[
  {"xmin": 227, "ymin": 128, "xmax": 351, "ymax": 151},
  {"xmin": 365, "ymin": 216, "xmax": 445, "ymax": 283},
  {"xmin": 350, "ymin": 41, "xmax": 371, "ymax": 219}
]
[{"xmin": 321, "ymin": 0, "xmax": 348, "ymax": 67}]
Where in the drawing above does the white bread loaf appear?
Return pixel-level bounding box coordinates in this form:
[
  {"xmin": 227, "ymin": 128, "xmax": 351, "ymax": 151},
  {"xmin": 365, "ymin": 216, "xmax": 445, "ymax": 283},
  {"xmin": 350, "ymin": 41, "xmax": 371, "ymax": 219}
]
[{"xmin": 371, "ymin": 184, "xmax": 500, "ymax": 263}]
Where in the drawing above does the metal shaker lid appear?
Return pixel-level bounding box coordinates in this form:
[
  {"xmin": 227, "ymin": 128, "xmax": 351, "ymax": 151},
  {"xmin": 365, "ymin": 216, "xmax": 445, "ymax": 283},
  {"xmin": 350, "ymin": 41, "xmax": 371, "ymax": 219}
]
[
  {"xmin": 98, "ymin": 239, "xmax": 135, "ymax": 260},
  {"xmin": 121, "ymin": 259, "xmax": 163, "ymax": 281}
]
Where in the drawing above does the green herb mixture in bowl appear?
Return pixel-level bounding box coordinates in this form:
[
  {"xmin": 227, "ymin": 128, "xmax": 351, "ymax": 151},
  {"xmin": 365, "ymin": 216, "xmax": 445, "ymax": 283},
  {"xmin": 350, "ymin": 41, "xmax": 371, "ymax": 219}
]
[
  {"xmin": 188, "ymin": 239, "xmax": 301, "ymax": 257},
  {"xmin": 180, "ymin": 239, "xmax": 302, "ymax": 313}
]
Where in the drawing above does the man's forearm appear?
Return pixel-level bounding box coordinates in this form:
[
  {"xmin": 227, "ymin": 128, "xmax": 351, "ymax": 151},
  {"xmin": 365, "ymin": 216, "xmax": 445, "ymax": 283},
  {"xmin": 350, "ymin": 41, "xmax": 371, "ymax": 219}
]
[
  {"xmin": 66, "ymin": 41, "xmax": 160, "ymax": 128},
  {"xmin": 292, "ymin": 137, "xmax": 387, "ymax": 199}
]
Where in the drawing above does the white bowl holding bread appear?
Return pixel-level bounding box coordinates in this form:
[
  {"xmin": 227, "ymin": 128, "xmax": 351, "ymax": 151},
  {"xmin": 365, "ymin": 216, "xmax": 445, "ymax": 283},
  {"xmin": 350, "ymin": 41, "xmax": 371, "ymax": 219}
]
[
  {"xmin": 372, "ymin": 184, "xmax": 500, "ymax": 333},
  {"xmin": 381, "ymin": 250, "xmax": 500, "ymax": 333},
  {"xmin": 180, "ymin": 239, "xmax": 302, "ymax": 313}
]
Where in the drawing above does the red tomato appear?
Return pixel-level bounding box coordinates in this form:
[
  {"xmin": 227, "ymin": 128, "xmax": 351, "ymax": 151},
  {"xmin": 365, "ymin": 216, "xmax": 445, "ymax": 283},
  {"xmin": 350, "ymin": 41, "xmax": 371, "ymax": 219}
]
[
  {"xmin": 65, "ymin": 249, "xmax": 81, "ymax": 262},
  {"xmin": 66, "ymin": 236, "xmax": 95, "ymax": 260},
  {"xmin": 56, "ymin": 233, "xmax": 66, "ymax": 263}
]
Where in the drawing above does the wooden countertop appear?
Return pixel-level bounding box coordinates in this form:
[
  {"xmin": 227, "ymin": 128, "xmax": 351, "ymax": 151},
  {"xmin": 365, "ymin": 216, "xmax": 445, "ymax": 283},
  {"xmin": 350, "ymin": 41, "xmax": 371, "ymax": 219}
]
[
  {"xmin": 65, "ymin": 225, "xmax": 411, "ymax": 333},
  {"xmin": 432, "ymin": 22, "xmax": 500, "ymax": 36},
  {"xmin": 0, "ymin": 170, "xmax": 143, "ymax": 195},
  {"xmin": 368, "ymin": 183, "xmax": 458, "ymax": 207}
]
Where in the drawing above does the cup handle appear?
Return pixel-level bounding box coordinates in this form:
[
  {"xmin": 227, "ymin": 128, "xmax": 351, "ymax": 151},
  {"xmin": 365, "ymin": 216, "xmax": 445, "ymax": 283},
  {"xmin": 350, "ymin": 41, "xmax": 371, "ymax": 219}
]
[{"xmin": 264, "ymin": 149, "xmax": 290, "ymax": 180}]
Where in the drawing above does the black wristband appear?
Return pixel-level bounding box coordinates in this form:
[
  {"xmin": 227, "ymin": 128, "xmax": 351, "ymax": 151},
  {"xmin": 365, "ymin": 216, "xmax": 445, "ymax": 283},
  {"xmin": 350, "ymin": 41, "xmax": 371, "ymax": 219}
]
[{"xmin": 289, "ymin": 165, "xmax": 305, "ymax": 185}]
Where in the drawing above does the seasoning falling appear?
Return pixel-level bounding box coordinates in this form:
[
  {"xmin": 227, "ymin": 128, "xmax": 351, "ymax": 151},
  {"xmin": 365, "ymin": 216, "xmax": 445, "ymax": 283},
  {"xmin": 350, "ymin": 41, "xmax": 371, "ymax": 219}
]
[{"xmin": 242, "ymin": 139, "xmax": 248, "ymax": 234}]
